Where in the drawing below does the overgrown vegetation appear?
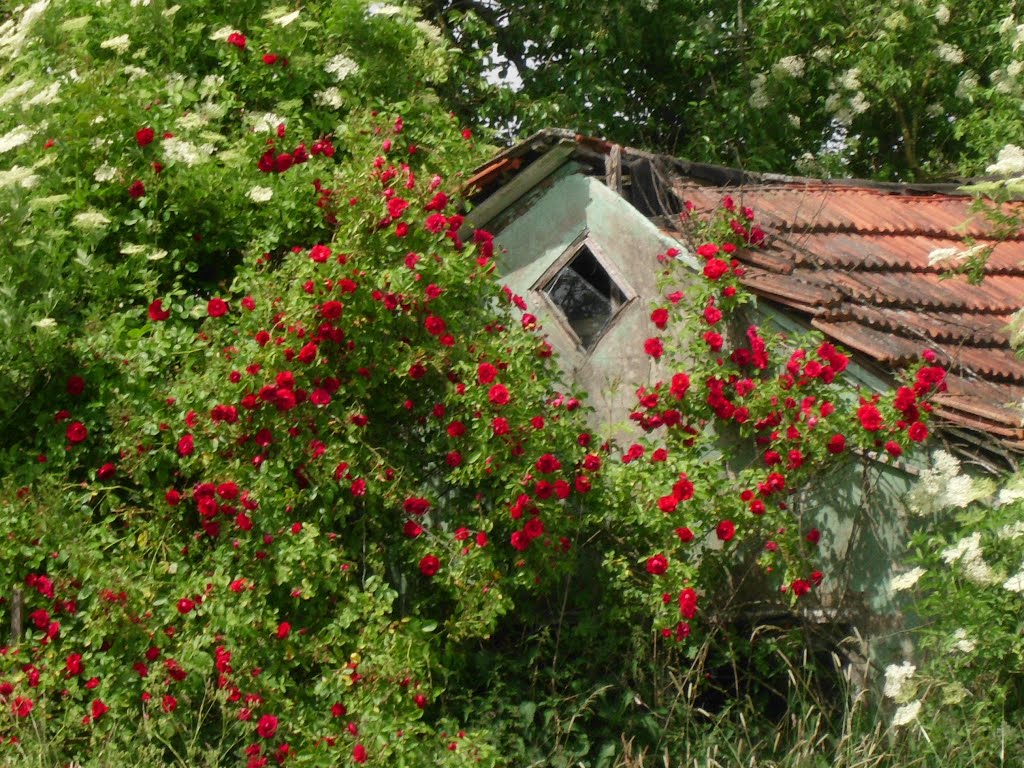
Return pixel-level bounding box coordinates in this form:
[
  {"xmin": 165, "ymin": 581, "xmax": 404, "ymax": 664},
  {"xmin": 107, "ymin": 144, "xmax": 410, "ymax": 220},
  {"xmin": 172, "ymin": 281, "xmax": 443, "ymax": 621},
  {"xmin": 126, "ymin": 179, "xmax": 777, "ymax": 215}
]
[{"xmin": 0, "ymin": 2, "xmax": 1022, "ymax": 766}]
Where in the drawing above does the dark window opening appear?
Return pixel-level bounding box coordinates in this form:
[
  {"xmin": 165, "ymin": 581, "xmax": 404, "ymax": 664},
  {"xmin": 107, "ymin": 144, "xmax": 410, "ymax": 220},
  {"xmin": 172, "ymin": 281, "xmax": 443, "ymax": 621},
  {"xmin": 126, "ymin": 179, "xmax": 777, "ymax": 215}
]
[{"xmin": 542, "ymin": 246, "xmax": 627, "ymax": 351}]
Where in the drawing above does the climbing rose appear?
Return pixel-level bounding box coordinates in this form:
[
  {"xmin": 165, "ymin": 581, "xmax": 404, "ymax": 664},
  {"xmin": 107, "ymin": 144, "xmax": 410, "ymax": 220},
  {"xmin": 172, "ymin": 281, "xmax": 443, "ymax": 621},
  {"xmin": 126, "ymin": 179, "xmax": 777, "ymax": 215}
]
[
  {"xmin": 148, "ymin": 299, "xmax": 171, "ymax": 321},
  {"xmin": 90, "ymin": 699, "xmax": 109, "ymax": 721},
  {"xmin": 488, "ymin": 384, "xmax": 510, "ymax": 405},
  {"xmin": 716, "ymin": 520, "xmax": 735, "ymax": 542},
  {"xmin": 66, "ymin": 421, "xmax": 88, "ymax": 444},
  {"xmin": 857, "ymin": 402, "xmax": 882, "ymax": 432},
  {"xmin": 226, "ymin": 31, "xmax": 247, "ymax": 49},
  {"xmin": 826, "ymin": 434, "xmax": 846, "ymax": 454},
  {"xmin": 419, "ymin": 554, "xmax": 440, "ymax": 577},
  {"xmin": 646, "ymin": 554, "xmax": 668, "ymax": 575},
  {"xmin": 908, "ymin": 421, "xmax": 928, "ymax": 442},
  {"xmin": 353, "ymin": 744, "xmax": 368, "ymax": 763},
  {"xmin": 644, "ymin": 338, "xmax": 664, "ymax": 359},
  {"xmin": 207, "ymin": 298, "xmax": 229, "ymax": 318},
  {"xmin": 257, "ymin": 714, "xmax": 278, "ymax": 739},
  {"xmin": 11, "ymin": 697, "xmax": 33, "ymax": 718},
  {"xmin": 135, "ymin": 127, "xmax": 155, "ymax": 147}
]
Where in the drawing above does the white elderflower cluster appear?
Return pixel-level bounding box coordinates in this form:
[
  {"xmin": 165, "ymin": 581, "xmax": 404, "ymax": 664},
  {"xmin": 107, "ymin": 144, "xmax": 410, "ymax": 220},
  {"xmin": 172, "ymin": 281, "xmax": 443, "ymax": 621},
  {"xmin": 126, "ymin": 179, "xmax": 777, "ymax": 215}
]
[
  {"xmin": 1003, "ymin": 564, "xmax": 1024, "ymax": 592},
  {"xmin": 935, "ymin": 4, "xmax": 950, "ymax": 24},
  {"xmin": 927, "ymin": 242, "xmax": 986, "ymax": 268},
  {"xmin": 907, "ymin": 449, "xmax": 988, "ymax": 516},
  {"xmin": 247, "ymin": 186, "xmax": 273, "ymax": 203},
  {"xmin": 209, "ymin": 25, "xmax": 235, "ymax": 42},
  {"xmin": 24, "ymin": 81, "xmax": 60, "ymax": 108},
  {"xmin": 0, "ymin": 79, "xmax": 36, "ymax": 108},
  {"xmin": 272, "ymin": 9, "xmax": 301, "ymax": 26},
  {"xmin": 884, "ymin": 661, "xmax": 916, "ymax": 700},
  {"xmin": 773, "ymin": 55, "xmax": 805, "ymax": 79},
  {"xmin": 325, "ymin": 53, "xmax": 359, "ymax": 81},
  {"xmin": 71, "ymin": 210, "xmax": 112, "ymax": 231},
  {"xmin": 368, "ymin": 3, "xmax": 403, "ymax": 16},
  {"xmin": 0, "ymin": 1, "xmax": 50, "ymax": 60},
  {"xmin": 163, "ymin": 137, "xmax": 214, "ymax": 166},
  {"xmin": 892, "ymin": 700, "xmax": 922, "ymax": 727},
  {"xmin": 250, "ymin": 112, "xmax": 286, "ymax": 133},
  {"xmin": 93, "ymin": 163, "xmax": 117, "ymax": 182},
  {"xmin": 955, "ymin": 70, "xmax": 978, "ymax": 99},
  {"xmin": 0, "ymin": 125, "xmax": 35, "ymax": 154},
  {"xmin": 936, "ymin": 43, "xmax": 964, "ymax": 65},
  {"xmin": 838, "ymin": 67, "xmax": 861, "ymax": 91},
  {"xmin": 315, "ymin": 87, "xmax": 344, "ymax": 109},
  {"xmin": 951, "ymin": 628, "xmax": 976, "ymax": 653},
  {"xmin": 0, "ymin": 165, "xmax": 40, "ymax": 189},
  {"xmin": 890, "ymin": 567, "xmax": 925, "ymax": 592},
  {"xmin": 942, "ymin": 532, "xmax": 1001, "ymax": 586},
  {"xmin": 100, "ymin": 34, "xmax": 131, "ymax": 54},
  {"xmin": 987, "ymin": 144, "xmax": 1024, "ymax": 176},
  {"xmin": 849, "ymin": 91, "xmax": 870, "ymax": 115},
  {"xmin": 749, "ymin": 73, "xmax": 770, "ymax": 109}
]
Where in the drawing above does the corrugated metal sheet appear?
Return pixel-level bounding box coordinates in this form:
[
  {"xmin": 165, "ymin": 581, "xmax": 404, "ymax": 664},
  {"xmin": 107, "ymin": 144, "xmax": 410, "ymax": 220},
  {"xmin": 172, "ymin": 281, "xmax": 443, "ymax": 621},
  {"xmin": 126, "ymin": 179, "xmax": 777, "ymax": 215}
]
[{"xmin": 675, "ymin": 180, "xmax": 1024, "ymax": 448}]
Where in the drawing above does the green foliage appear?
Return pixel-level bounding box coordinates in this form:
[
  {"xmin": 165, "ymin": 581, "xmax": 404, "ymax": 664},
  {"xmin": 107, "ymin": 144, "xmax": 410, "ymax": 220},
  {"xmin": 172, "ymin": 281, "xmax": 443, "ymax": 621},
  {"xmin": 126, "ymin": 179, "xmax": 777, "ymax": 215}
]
[{"xmin": 415, "ymin": 0, "xmax": 1024, "ymax": 179}]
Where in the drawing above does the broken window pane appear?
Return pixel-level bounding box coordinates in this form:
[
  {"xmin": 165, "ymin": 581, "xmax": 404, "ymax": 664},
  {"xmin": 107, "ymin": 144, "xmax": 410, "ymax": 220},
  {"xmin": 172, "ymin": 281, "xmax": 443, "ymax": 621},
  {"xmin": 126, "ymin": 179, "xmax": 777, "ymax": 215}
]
[{"xmin": 543, "ymin": 246, "xmax": 627, "ymax": 351}]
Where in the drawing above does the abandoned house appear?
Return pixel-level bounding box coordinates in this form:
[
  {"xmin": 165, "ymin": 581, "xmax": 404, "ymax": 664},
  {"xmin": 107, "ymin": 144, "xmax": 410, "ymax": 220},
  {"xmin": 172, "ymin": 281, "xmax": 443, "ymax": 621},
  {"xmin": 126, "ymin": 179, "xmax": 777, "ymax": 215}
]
[{"xmin": 459, "ymin": 129, "xmax": 1024, "ymax": 660}]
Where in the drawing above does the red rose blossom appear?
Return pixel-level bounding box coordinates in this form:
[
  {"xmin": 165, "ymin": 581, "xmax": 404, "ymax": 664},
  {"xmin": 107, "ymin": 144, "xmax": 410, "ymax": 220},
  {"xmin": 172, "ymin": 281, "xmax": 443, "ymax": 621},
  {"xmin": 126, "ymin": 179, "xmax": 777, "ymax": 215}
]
[
  {"xmin": 207, "ymin": 298, "xmax": 229, "ymax": 318},
  {"xmin": 66, "ymin": 421, "xmax": 88, "ymax": 444},
  {"xmin": 645, "ymin": 554, "xmax": 668, "ymax": 575},
  {"xmin": 419, "ymin": 554, "xmax": 440, "ymax": 577},
  {"xmin": 716, "ymin": 520, "xmax": 735, "ymax": 542},
  {"xmin": 135, "ymin": 127, "xmax": 155, "ymax": 147},
  {"xmin": 488, "ymin": 384, "xmax": 510, "ymax": 405},
  {"xmin": 148, "ymin": 298, "xmax": 171, "ymax": 322},
  {"xmin": 226, "ymin": 31, "xmax": 247, "ymax": 49},
  {"xmin": 257, "ymin": 713, "xmax": 278, "ymax": 739}
]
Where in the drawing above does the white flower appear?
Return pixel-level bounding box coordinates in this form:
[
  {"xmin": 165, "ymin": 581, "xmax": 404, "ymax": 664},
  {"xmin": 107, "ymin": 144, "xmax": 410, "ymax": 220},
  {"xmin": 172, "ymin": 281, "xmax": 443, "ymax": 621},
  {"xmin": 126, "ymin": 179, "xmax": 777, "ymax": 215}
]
[
  {"xmin": 100, "ymin": 34, "xmax": 132, "ymax": 54},
  {"xmin": 273, "ymin": 9, "xmax": 300, "ymax": 26},
  {"xmin": 209, "ymin": 25, "xmax": 235, "ymax": 42},
  {"xmin": 884, "ymin": 662, "xmax": 916, "ymax": 700},
  {"xmin": 368, "ymin": 3, "xmax": 403, "ymax": 16},
  {"xmin": 839, "ymin": 67, "xmax": 861, "ymax": 91},
  {"xmin": 0, "ymin": 126, "xmax": 35, "ymax": 154},
  {"xmin": 1009, "ymin": 60, "xmax": 1024, "ymax": 79},
  {"xmin": 250, "ymin": 112, "xmax": 286, "ymax": 133},
  {"xmin": 0, "ymin": 165, "xmax": 40, "ymax": 189},
  {"xmin": 0, "ymin": 1, "xmax": 50, "ymax": 60},
  {"xmin": 891, "ymin": 700, "xmax": 921, "ymax": 727},
  {"xmin": 936, "ymin": 43, "xmax": 964, "ymax": 65},
  {"xmin": 415, "ymin": 20, "xmax": 443, "ymax": 43},
  {"xmin": 774, "ymin": 55, "xmax": 805, "ymax": 79},
  {"xmin": 31, "ymin": 193, "xmax": 68, "ymax": 210},
  {"xmin": 812, "ymin": 46, "xmax": 833, "ymax": 63},
  {"xmin": 124, "ymin": 65, "xmax": 149, "ymax": 81},
  {"xmin": 935, "ymin": 4, "xmax": 950, "ymax": 24},
  {"xmin": 1003, "ymin": 566, "xmax": 1024, "ymax": 592},
  {"xmin": 72, "ymin": 210, "xmax": 112, "ymax": 230},
  {"xmin": 749, "ymin": 73, "xmax": 769, "ymax": 109},
  {"xmin": 956, "ymin": 71, "xmax": 978, "ymax": 99},
  {"xmin": 247, "ymin": 186, "xmax": 273, "ymax": 203},
  {"xmin": 130, "ymin": 0, "xmax": 151, "ymax": 5},
  {"xmin": 315, "ymin": 87, "xmax": 344, "ymax": 109},
  {"xmin": 849, "ymin": 91, "xmax": 870, "ymax": 115},
  {"xmin": 999, "ymin": 15, "xmax": 1016, "ymax": 36},
  {"xmin": 93, "ymin": 164, "xmax": 118, "ymax": 182},
  {"xmin": 890, "ymin": 567, "xmax": 925, "ymax": 592},
  {"xmin": 24, "ymin": 81, "xmax": 60, "ymax": 108},
  {"xmin": 163, "ymin": 5, "xmax": 180, "ymax": 17},
  {"xmin": 987, "ymin": 144, "xmax": 1024, "ymax": 176},
  {"xmin": 639, "ymin": 0, "xmax": 658, "ymax": 10},
  {"xmin": 199, "ymin": 74, "xmax": 224, "ymax": 98},
  {"xmin": 325, "ymin": 53, "xmax": 359, "ymax": 81},
  {"xmin": 163, "ymin": 137, "xmax": 213, "ymax": 166},
  {"xmin": 33, "ymin": 317, "xmax": 57, "ymax": 330},
  {"xmin": 0, "ymin": 79, "xmax": 36, "ymax": 108},
  {"xmin": 952, "ymin": 628, "xmax": 976, "ymax": 653}
]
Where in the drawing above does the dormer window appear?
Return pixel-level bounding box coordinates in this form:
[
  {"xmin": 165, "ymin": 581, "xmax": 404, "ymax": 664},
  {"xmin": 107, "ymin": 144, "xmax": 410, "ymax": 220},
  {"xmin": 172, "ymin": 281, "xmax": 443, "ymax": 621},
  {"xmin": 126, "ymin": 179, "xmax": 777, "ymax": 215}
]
[{"xmin": 535, "ymin": 233, "xmax": 634, "ymax": 352}]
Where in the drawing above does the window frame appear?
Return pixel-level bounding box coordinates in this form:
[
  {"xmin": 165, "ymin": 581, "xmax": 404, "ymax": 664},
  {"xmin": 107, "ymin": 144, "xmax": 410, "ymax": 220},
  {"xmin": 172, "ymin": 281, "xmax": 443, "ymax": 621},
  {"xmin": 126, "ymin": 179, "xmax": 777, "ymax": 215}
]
[{"xmin": 530, "ymin": 230, "xmax": 637, "ymax": 354}]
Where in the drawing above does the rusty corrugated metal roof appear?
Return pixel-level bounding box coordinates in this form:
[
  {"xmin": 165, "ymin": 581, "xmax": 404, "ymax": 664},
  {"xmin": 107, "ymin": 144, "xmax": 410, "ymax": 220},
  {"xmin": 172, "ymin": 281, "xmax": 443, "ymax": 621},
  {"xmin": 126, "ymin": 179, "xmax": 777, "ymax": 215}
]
[{"xmin": 676, "ymin": 180, "xmax": 1024, "ymax": 449}]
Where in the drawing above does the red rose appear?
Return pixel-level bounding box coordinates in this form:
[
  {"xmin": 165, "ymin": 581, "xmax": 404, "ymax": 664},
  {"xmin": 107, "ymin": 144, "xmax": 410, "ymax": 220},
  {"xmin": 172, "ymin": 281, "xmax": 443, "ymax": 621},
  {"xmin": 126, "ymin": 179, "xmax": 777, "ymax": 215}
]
[
  {"xmin": 678, "ymin": 587, "xmax": 698, "ymax": 619},
  {"xmin": 716, "ymin": 520, "xmax": 735, "ymax": 542},
  {"xmin": 534, "ymin": 453, "xmax": 561, "ymax": 474},
  {"xmin": 97, "ymin": 462, "xmax": 116, "ymax": 481},
  {"xmin": 675, "ymin": 526, "xmax": 694, "ymax": 543},
  {"xmin": 67, "ymin": 375, "xmax": 85, "ymax": 396},
  {"xmin": 645, "ymin": 554, "xmax": 668, "ymax": 575},
  {"xmin": 857, "ymin": 402, "xmax": 883, "ymax": 432},
  {"xmin": 128, "ymin": 180, "xmax": 146, "ymax": 198},
  {"xmin": 12, "ymin": 697, "xmax": 33, "ymax": 718},
  {"xmin": 353, "ymin": 744, "xmax": 368, "ymax": 764},
  {"xmin": 488, "ymin": 384, "xmax": 510, "ymax": 405},
  {"xmin": 66, "ymin": 421, "xmax": 88, "ymax": 444},
  {"xmin": 66, "ymin": 653, "xmax": 83, "ymax": 676},
  {"xmin": 177, "ymin": 434, "xmax": 194, "ymax": 457},
  {"xmin": 162, "ymin": 694, "xmax": 177, "ymax": 713},
  {"xmin": 91, "ymin": 699, "xmax": 109, "ymax": 721},
  {"xmin": 148, "ymin": 298, "xmax": 171, "ymax": 322},
  {"xmin": 226, "ymin": 31, "xmax": 247, "ymax": 49},
  {"xmin": 135, "ymin": 127, "xmax": 155, "ymax": 147},
  {"xmin": 419, "ymin": 554, "xmax": 440, "ymax": 577},
  {"xmin": 908, "ymin": 421, "xmax": 928, "ymax": 442},
  {"xmin": 806, "ymin": 528, "xmax": 821, "ymax": 545},
  {"xmin": 826, "ymin": 434, "xmax": 846, "ymax": 454},
  {"xmin": 262, "ymin": 52, "xmax": 278, "ymax": 65},
  {"xmin": 644, "ymin": 337, "xmax": 664, "ymax": 359},
  {"xmin": 176, "ymin": 598, "xmax": 194, "ymax": 615},
  {"xmin": 651, "ymin": 308, "xmax": 669, "ymax": 329},
  {"xmin": 276, "ymin": 622, "xmax": 291, "ymax": 640},
  {"xmin": 791, "ymin": 579, "xmax": 811, "ymax": 597},
  {"xmin": 207, "ymin": 298, "xmax": 229, "ymax": 317},
  {"xmin": 257, "ymin": 713, "xmax": 278, "ymax": 739},
  {"xmin": 703, "ymin": 258, "xmax": 729, "ymax": 280}
]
